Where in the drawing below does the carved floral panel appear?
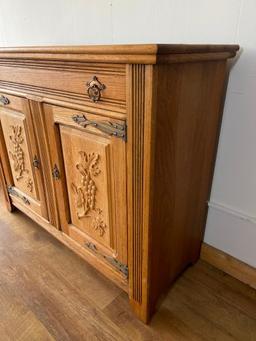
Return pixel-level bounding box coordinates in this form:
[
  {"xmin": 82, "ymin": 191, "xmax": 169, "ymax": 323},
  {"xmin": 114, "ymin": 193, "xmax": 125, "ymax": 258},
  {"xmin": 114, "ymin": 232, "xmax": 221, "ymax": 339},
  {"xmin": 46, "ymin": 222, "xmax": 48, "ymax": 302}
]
[
  {"xmin": 71, "ymin": 151, "xmax": 107, "ymax": 237},
  {"xmin": 8, "ymin": 125, "xmax": 34, "ymax": 194},
  {"xmin": 9, "ymin": 125, "xmax": 28, "ymax": 180},
  {"xmin": 0, "ymin": 120, "xmax": 36, "ymax": 199},
  {"xmin": 60, "ymin": 125, "xmax": 112, "ymax": 248},
  {"xmin": 8, "ymin": 125, "xmax": 34, "ymax": 195}
]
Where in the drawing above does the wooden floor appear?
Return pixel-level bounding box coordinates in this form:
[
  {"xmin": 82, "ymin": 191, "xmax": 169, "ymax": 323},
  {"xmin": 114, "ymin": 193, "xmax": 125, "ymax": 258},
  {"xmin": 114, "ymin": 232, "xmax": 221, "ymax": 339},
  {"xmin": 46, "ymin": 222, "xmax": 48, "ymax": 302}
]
[{"xmin": 0, "ymin": 201, "xmax": 256, "ymax": 340}]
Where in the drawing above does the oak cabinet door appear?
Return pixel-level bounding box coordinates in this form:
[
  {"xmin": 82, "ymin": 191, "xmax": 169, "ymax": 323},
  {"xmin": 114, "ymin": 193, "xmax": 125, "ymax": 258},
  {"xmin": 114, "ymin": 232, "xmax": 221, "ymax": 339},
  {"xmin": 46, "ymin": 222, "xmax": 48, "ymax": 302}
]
[
  {"xmin": 43, "ymin": 104, "xmax": 128, "ymax": 269},
  {"xmin": 0, "ymin": 94, "xmax": 48, "ymax": 219}
]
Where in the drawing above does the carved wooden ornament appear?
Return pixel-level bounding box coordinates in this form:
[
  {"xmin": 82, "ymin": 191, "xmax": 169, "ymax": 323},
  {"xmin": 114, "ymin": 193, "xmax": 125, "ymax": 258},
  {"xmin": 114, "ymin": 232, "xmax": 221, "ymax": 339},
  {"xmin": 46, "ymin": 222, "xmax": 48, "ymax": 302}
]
[
  {"xmin": 72, "ymin": 151, "xmax": 107, "ymax": 236},
  {"xmin": 9, "ymin": 125, "xmax": 34, "ymax": 193},
  {"xmin": 9, "ymin": 125, "xmax": 27, "ymax": 180}
]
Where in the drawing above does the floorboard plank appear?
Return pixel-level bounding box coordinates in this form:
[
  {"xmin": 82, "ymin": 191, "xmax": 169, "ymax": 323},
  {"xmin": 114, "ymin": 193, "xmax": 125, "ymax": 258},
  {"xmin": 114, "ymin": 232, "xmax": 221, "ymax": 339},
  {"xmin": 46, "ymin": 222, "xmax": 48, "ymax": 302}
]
[{"xmin": 185, "ymin": 261, "xmax": 256, "ymax": 320}]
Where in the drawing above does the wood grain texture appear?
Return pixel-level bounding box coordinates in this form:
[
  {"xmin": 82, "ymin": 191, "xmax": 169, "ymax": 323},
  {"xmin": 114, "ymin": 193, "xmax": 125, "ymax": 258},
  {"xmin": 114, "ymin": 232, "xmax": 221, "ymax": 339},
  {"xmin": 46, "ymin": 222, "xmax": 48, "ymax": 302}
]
[
  {"xmin": 201, "ymin": 243, "xmax": 256, "ymax": 290},
  {"xmin": 0, "ymin": 81, "xmax": 127, "ymax": 116},
  {"xmin": 0, "ymin": 44, "xmax": 239, "ymax": 323},
  {"xmin": 127, "ymin": 64, "xmax": 146, "ymax": 305},
  {"xmin": 126, "ymin": 64, "xmax": 156, "ymax": 322},
  {"xmin": 41, "ymin": 103, "xmax": 128, "ymax": 281},
  {"xmin": 0, "ymin": 93, "xmax": 48, "ymax": 219},
  {"xmin": 0, "ymin": 44, "xmax": 239, "ymax": 64},
  {"xmin": 0, "ymin": 119, "xmax": 14, "ymax": 212},
  {"xmin": 0, "ymin": 196, "xmax": 255, "ymax": 340},
  {"xmin": 0, "ymin": 156, "xmax": 12, "ymax": 211},
  {"xmin": 0, "ymin": 64, "xmax": 126, "ymax": 111},
  {"xmin": 60, "ymin": 126, "xmax": 112, "ymax": 245},
  {"xmin": 12, "ymin": 198, "xmax": 128, "ymax": 292},
  {"xmin": 148, "ymin": 60, "xmax": 229, "ymax": 317},
  {"xmin": 29, "ymin": 100, "xmax": 59, "ymax": 228},
  {"xmin": 1, "ymin": 110, "xmax": 38, "ymax": 200},
  {"xmin": 0, "ymin": 43, "xmax": 239, "ymax": 53}
]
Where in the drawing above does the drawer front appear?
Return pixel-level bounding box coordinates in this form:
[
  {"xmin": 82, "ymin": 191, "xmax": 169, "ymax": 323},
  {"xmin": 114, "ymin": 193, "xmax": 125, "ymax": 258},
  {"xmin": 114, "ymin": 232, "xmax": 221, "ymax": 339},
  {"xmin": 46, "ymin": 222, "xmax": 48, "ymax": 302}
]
[
  {"xmin": 0, "ymin": 93, "xmax": 48, "ymax": 218},
  {"xmin": 43, "ymin": 104, "xmax": 128, "ymax": 275},
  {"xmin": 0, "ymin": 63, "xmax": 126, "ymax": 112}
]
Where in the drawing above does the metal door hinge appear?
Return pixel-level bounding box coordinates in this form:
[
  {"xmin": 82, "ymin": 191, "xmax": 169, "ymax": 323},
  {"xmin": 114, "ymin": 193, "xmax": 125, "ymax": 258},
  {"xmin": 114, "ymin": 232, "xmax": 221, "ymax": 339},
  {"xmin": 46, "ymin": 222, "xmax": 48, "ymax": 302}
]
[
  {"xmin": 32, "ymin": 155, "xmax": 40, "ymax": 169},
  {"xmin": 52, "ymin": 164, "xmax": 60, "ymax": 180},
  {"xmin": 103, "ymin": 256, "xmax": 129, "ymax": 278},
  {"xmin": 7, "ymin": 186, "xmax": 30, "ymax": 205},
  {"xmin": 72, "ymin": 114, "xmax": 127, "ymax": 141},
  {"xmin": 85, "ymin": 242, "xmax": 128, "ymax": 278}
]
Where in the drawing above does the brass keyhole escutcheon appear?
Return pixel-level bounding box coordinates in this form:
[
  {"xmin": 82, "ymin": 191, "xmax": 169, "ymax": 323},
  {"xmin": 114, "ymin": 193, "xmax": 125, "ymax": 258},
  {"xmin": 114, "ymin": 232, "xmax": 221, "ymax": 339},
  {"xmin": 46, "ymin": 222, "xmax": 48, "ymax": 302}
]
[
  {"xmin": 86, "ymin": 76, "xmax": 106, "ymax": 102},
  {"xmin": 0, "ymin": 95, "xmax": 10, "ymax": 105}
]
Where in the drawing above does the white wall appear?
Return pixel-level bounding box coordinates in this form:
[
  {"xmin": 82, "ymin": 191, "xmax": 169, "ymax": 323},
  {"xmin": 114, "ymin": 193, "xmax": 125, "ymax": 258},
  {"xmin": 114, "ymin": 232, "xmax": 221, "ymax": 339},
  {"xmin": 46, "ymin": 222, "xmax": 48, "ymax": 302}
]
[{"xmin": 0, "ymin": 0, "xmax": 255, "ymax": 267}]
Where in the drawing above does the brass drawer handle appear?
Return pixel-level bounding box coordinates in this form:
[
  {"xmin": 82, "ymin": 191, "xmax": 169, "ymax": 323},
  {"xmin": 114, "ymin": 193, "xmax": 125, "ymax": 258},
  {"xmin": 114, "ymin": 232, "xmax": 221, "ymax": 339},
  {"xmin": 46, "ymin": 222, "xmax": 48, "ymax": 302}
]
[
  {"xmin": 0, "ymin": 95, "xmax": 10, "ymax": 105},
  {"xmin": 86, "ymin": 76, "xmax": 106, "ymax": 102},
  {"xmin": 72, "ymin": 114, "xmax": 126, "ymax": 141}
]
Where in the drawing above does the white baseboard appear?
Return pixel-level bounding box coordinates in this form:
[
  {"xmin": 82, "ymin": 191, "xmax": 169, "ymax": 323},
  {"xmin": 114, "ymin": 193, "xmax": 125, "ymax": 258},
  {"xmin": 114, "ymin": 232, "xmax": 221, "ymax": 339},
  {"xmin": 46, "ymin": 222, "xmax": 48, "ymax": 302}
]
[
  {"xmin": 208, "ymin": 201, "xmax": 256, "ymax": 224},
  {"xmin": 204, "ymin": 202, "xmax": 256, "ymax": 268}
]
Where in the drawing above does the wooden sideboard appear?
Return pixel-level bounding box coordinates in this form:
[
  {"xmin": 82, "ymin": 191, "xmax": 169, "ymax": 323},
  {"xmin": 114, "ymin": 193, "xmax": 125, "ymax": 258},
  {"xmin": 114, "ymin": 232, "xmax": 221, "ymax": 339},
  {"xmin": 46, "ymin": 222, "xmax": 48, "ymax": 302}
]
[{"xmin": 0, "ymin": 44, "xmax": 239, "ymax": 322}]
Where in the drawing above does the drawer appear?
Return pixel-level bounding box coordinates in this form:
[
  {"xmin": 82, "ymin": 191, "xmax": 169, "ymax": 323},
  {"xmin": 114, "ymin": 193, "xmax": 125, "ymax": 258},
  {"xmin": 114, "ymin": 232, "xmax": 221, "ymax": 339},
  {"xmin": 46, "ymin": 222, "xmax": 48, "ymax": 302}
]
[
  {"xmin": 0, "ymin": 92, "xmax": 25, "ymax": 112},
  {"xmin": 0, "ymin": 63, "xmax": 126, "ymax": 112}
]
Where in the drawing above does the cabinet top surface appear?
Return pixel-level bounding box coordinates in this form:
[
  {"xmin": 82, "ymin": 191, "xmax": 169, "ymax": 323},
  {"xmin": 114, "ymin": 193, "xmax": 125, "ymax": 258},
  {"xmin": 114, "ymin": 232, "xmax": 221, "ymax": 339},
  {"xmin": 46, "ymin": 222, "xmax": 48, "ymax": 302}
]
[{"xmin": 0, "ymin": 44, "xmax": 239, "ymax": 64}]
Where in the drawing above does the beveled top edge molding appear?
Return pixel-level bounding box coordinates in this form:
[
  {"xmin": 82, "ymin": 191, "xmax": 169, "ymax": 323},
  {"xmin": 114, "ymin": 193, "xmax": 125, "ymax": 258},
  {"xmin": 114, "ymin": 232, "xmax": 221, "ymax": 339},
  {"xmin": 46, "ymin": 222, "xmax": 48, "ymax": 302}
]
[
  {"xmin": 0, "ymin": 44, "xmax": 239, "ymax": 64},
  {"xmin": 0, "ymin": 44, "xmax": 240, "ymax": 54},
  {"xmin": 0, "ymin": 44, "xmax": 158, "ymax": 54},
  {"xmin": 157, "ymin": 44, "xmax": 239, "ymax": 55}
]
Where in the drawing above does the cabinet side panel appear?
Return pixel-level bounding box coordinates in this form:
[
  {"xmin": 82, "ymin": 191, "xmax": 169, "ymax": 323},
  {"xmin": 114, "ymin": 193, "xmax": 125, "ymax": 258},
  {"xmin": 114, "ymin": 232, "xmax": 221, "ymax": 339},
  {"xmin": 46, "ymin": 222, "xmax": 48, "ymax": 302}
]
[{"xmin": 150, "ymin": 61, "xmax": 228, "ymax": 313}]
